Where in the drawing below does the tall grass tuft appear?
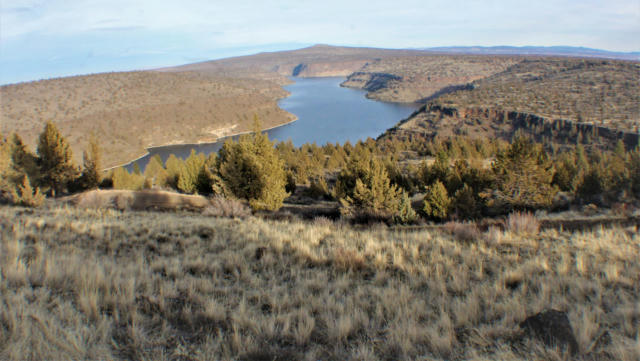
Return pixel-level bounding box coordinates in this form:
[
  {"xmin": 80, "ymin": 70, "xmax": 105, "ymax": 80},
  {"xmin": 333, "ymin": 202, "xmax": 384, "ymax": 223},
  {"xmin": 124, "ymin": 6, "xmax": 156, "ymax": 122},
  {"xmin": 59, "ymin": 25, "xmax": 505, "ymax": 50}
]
[{"xmin": 506, "ymin": 211, "xmax": 540, "ymax": 235}]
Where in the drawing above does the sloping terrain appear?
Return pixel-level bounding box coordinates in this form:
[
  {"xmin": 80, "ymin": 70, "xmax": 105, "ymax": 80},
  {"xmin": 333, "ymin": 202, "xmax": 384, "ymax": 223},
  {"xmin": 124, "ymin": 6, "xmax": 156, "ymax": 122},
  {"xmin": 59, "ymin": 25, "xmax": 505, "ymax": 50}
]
[
  {"xmin": 342, "ymin": 55, "xmax": 519, "ymax": 103},
  {"xmin": 1, "ymin": 71, "xmax": 293, "ymax": 168},
  {"xmin": 383, "ymin": 58, "xmax": 640, "ymax": 147},
  {"xmin": 1, "ymin": 205, "xmax": 638, "ymax": 360}
]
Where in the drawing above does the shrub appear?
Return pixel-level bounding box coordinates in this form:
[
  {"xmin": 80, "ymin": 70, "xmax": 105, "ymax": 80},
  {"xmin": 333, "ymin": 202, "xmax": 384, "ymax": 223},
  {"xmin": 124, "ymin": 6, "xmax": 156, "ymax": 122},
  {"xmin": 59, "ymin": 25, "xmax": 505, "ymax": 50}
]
[
  {"xmin": 36, "ymin": 121, "xmax": 79, "ymax": 196},
  {"xmin": 78, "ymin": 134, "xmax": 102, "ymax": 190},
  {"xmin": 423, "ymin": 180, "xmax": 450, "ymax": 221},
  {"xmin": 217, "ymin": 123, "xmax": 289, "ymax": 211},
  {"xmin": 306, "ymin": 176, "xmax": 331, "ymax": 200},
  {"xmin": 337, "ymin": 155, "xmax": 402, "ymax": 220},
  {"xmin": 444, "ymin": 221, "xmax": 480, "ymax": 242},
  {"xmin": 451, "ymin": 184, "xmax": 480, "ymax": 220},
  {"xmin": 204, "ymin": 196, "xmax": 251, "ymax": 218},
  {"xmin": 506, "ymin": 211, "xmax": 540, "ymax": 235},
  {"xmin": 393, "ymin": 191, "xmax": 418, "ymax": 224},
  {"xmin": 482, "ymin": 135, "xmax": 556, "ymax": 213},
  {"xmin": 112, "ymin": 167, "xmax": 145, "ymax": 190},
  {"xmin": 14, "ymin": 175, "xmax": 45, "ymax": 208}
]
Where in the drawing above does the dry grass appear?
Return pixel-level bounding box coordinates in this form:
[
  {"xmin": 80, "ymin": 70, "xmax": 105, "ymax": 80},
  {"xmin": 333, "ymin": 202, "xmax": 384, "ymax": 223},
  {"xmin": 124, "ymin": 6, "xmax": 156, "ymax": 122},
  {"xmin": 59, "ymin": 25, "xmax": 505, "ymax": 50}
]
[
  {"xmin": 1, "ymin": 205, "xmax": 638, "ymax": 360},
  {"xmin": 67, "ymin": 189, "xmax": 211, "ymax": 211},
  {"xmin": 506, "ymin": 211, "xmax": 541, "ymax": 235},
  {"xmin": 342, "ymin": 55, "xmax": 518, "ymax": 103},
  {"xmin": 438, "ymin": 58, "xmax": 640, "ymax": 131}
]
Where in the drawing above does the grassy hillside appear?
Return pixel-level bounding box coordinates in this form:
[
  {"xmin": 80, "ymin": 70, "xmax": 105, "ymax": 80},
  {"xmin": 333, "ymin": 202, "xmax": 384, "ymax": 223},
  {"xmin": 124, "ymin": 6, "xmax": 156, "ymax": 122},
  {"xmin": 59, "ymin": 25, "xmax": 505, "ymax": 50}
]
[
  {"xmin": 0, "ymin": 71, "xmax": 294, "ymax": 168},
  {"xmin": 1, "ymin": 205, "xmax": 638, "ymax": 360},
  {"xmin": 341, "ymin": 55, "xmax": 519, "ymax": 103},
  {"xmin": 438, "ymin": 58, "xmax": 640, "ymax": 131},
  {"xmin": 385, "ymin": 58, "xmax": 640, "ymax": 148}
]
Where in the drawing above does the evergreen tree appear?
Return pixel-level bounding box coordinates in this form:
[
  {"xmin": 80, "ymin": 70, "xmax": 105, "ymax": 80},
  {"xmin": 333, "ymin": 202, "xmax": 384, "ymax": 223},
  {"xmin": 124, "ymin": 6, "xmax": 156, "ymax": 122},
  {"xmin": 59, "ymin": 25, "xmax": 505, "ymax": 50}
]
[
  {"xmin": 177, "ymin": 150, "xmax": 206, "ymax": 194},
  {"xmin": 112, "ymin": 167, "xmax": 145, "ymax": 190},
  {"xmin": 144, "ymin": 155, "xmax": 169, "ymax": 188},
  {"xmin": 451, "ymin": 184, "xmax": 480, "ymax": 220},
  {"xmin": 36, "ymin": 121, "xmax": 78, "ymax": 196},
  {"xmin": 165, "ymin": 154, "xmax": 184, "ymax": 190},
  {"xmin": 79, "ymin": 134, "xmax": 102, "ymax": 190},
  {"xmin": 217, "ymin": 120, "xmax": 288, "ymax": 211},
  {"xmin": 9, "ymin": 133, "xmax": 39, "ymax": 181},
  {"xmin": 0, "ymin": 134, "xmax": 16, "ymax": 202},
  {"xmin": 393, "ymin": 191, "xmax": 418, "ymax": 224},
  {"xmin": 482, "ymin": 135, "xmax": 556, "ymax": 212},
  {"xmin": 423, "ymin": 180, "xmax": 451, "ymax": 220},
  {"xmin": 15, "ymin": 175, "xmax": 45, "ymax": 207},
  {"xmin": 337, "ymin": 154, "xmax": 402, "ymax": 219},
  {"xmin": 629, "ymin": 147, "xmax": 640, "ymax": 198}
]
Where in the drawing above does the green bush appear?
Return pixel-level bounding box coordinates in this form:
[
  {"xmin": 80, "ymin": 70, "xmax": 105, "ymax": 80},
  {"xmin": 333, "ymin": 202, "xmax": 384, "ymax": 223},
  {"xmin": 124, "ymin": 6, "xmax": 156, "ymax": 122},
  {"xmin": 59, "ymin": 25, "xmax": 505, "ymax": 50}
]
[
  {"xmin": 14, "ymin": 175, "xmax": 45, "ymax": 207},
  {"xmin": 337, "ymin": 154, "xmax": 402, "ymax": 219},
  {"xmin": 112, "ymin": 167, "xmax": 145, "ymax": 190},
  {"xmin": 482, "ymin": 135, "xmax": 556, "ymax": 213},
  {"xmin": 423, "ymin": 180, "xmax": 451, "ymax": 221},
  {"xmin": 36, "ymin": 121, "xmax": 79, "ymax": 196},
  {"xmin": 393, "ymin": 191, "xmax": 418, "ymax": 224},
  {"xmin": 217, "ymin": 125, "xmax": 288, "ymax": 211}
]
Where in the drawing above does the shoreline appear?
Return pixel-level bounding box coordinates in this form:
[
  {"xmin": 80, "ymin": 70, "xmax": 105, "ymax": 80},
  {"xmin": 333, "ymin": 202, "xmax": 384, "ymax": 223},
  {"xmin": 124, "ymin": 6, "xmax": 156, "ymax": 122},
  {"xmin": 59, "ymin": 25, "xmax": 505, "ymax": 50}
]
[
  {"xmin": 104, "ymin": 116, "xmax": 298, "ymax": 171},
  {"xmin": 104, "ymin": 74, "xmax": 415, "ymax": 172}
]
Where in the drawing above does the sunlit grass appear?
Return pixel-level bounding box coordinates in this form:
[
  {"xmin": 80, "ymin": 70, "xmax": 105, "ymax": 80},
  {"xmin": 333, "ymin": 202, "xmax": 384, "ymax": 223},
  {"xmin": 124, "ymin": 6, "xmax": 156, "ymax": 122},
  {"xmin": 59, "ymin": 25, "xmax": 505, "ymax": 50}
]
[{"xmin": 1, "ymin": 205, "xmax": 638, "ymax": 360}]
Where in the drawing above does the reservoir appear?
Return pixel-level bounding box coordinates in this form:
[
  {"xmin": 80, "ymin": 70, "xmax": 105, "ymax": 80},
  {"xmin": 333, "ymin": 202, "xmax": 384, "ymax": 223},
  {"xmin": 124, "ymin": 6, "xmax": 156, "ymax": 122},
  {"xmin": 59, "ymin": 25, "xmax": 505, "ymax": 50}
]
[{"xmin": 125, "ymin": 77, "xmax": 417, "ymax": 171}]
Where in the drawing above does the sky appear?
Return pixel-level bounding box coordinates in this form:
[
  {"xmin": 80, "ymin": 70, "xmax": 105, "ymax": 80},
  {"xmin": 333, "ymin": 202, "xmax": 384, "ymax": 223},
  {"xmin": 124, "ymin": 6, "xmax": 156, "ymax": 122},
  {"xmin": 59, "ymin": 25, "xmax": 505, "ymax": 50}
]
[{"xmin": 1, "ymin": 0, "xmax": 639, "ymax": 84}]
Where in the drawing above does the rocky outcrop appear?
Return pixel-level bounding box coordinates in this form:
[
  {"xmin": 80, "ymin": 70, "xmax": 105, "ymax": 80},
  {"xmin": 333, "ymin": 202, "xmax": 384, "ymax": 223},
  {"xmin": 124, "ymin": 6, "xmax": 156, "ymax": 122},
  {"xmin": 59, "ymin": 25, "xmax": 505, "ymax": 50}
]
[
  {"xmin": 275, "ymin": 60, "xmax": 370, "ymax": 78},
  {"xmin": 341, "ymin": 72, "xmax": 402, "ymax": 92},
  {"xmin": 519, "ymin": 310, "xmax": 579, "ymax": 355},
  {"xmin": 381, "ymin": 104, "xmax": 640, "ymax": 151}
]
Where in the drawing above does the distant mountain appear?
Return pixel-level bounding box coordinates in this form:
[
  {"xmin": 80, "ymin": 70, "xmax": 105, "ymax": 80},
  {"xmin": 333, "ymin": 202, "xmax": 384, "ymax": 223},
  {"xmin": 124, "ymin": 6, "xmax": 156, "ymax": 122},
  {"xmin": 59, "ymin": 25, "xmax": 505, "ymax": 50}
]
[{"xmin": 419, "ymin": 46, "xmax": 639, "ymax": 61}]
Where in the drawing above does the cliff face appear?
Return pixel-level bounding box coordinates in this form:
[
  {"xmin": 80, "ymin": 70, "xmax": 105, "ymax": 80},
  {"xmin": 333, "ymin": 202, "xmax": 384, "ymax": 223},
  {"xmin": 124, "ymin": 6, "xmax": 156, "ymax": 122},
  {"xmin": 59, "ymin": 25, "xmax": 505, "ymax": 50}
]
[
  {"xmin": 340, "ymin": 56, "xmax": 518, "ymax": 103},
  {"xmin": 341, "ymin": 72, "xmax": 403, "ymax": 93},
  {"xmin": 382, "ymin": 105, "xmax": 639, "ymax": 151},
  {"xmin": 275, "ymin": 60, "xmax": 370, "ymax": 78}
]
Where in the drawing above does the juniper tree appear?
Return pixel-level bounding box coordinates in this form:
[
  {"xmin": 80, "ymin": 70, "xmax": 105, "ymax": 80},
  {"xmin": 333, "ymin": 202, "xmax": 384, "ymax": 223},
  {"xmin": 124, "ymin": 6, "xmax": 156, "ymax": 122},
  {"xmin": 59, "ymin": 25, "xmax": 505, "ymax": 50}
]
[
  {"xmin": 423, "ymin": 180, "xmax": 451, "ymax": 220},
  {"xmin": 144, "ymin": 155, "xmax": 169, "ymax": 188},
  {"xmin": 336, "ymin": 153, "xmax": 402, "ymax": 219},
  {"xmin": 36, "ymin": 121, "xmax": 79, "ymax": 196},
  {"xmin": 482, "ymin": 135, "xmax": 556, "ymax": 213},
  {"xmin": 217, "ymin": 120, "xmax": 288, "ymax": 211},
  {"xmin": 79, "ymin": 134, "xmax": 102, "ymax": 190}
]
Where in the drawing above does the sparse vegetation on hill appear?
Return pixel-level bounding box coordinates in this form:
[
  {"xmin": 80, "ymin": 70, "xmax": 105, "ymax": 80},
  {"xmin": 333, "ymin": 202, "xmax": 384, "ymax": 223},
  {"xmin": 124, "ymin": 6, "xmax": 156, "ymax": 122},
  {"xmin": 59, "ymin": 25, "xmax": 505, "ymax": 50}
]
[
  {"xmin": 0, "ymin": 71, "xmax": 294, "ymax": 167},
  {"xmin": 439, "ymin": 58, "xmax": 640, "ymax": 131},
  {"xmin": 342, "ymin": 55, "xmax": 518, "ymax": 103}
]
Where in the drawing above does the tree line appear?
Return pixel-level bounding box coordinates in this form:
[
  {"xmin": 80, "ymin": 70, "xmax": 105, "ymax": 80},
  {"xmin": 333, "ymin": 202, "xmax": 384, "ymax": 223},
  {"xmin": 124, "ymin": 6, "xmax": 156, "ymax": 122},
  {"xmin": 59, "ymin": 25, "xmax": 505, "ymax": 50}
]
[{"xmin": 2, "ymin": 120, "xmax": 638, "ymax": 223}]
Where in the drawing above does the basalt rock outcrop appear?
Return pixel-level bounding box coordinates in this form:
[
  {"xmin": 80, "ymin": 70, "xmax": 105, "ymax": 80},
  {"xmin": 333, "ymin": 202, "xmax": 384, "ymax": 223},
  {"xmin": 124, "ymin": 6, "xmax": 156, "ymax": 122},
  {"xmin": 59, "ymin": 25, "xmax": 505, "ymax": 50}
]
[
  {"xmin": 382, "ymin": 104, "xmax": 640, "ymax": 151},
  {"xmin": 341, "ymin": 72, "xmax": 403, "ymax": 93}
]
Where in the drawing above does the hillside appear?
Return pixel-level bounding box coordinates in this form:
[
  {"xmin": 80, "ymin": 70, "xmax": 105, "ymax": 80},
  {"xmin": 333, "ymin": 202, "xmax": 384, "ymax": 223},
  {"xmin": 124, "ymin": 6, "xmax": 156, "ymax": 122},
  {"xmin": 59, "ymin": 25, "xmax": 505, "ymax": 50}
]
[
  {"xmin": 421, "ymin": 46, "xmax": 640, "ymax": 61},
  {"xmin": 1, "ymin": 205, "xmax": 638, "ymax": 360},
  {"xmin": 2, "ymin": 45, "xmax": 638, "ymax": 169},
  {"xmin": 341, "ymin": 55, "xmax": 518, "ymax": 103},
  {"xmin": 383, "ymin": 57, "xmax": 640, "ymax": 147},
  {"xmin": 0, "ymin": 71, "xmax": 294, "ymax": 168}
]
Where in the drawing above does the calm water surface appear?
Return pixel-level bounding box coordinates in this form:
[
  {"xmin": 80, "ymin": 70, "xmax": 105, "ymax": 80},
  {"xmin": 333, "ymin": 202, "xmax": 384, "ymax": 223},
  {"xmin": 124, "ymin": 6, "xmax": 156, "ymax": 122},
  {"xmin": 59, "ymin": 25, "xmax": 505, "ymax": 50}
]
[{"xmin": 125, "ymin": 77, "xmax": 416, "ymax": 171}]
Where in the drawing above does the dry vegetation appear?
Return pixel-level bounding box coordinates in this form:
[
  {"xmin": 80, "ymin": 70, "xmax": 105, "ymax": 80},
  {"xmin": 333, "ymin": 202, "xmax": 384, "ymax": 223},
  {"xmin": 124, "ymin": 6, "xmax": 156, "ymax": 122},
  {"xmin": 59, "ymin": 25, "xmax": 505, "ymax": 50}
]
[
  {"xmin": 342, "ymin": 56, "xmax": 519, "ymax": 103},
  {"xmin": 1, "ymin": 204, "xmax": 638, "ymax": 360},
  {"xmin": 437, "ymin": 58, "xmax": 640, "ymax": 131},
  {"xmin": 0, "ymin": 71, "xmax": 294, "ymax": 168}
]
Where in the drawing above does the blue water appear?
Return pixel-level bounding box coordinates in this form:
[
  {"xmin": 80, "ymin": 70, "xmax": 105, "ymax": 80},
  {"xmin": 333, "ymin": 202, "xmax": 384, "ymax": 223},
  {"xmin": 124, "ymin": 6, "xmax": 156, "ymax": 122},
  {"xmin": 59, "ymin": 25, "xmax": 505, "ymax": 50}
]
[{"xmin": 124, "ymin": 77, "xmax": 417, "ymax": 171}]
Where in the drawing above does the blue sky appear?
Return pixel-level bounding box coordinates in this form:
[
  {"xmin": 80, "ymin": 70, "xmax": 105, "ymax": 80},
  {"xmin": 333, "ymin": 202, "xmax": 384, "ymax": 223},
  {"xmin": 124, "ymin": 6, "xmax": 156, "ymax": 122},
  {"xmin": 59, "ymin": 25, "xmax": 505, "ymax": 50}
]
[{"xmin": 1, "ymin": 0, "xmax": 639, "ymax": 84}]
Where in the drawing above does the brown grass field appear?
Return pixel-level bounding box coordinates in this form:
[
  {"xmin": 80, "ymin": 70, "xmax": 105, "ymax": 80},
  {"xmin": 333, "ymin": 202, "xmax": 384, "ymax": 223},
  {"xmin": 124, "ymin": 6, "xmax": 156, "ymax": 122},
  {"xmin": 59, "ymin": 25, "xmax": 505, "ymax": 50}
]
[{"xmin": 1, "ymin": 203, "xmax": 638, "ymax": 360}]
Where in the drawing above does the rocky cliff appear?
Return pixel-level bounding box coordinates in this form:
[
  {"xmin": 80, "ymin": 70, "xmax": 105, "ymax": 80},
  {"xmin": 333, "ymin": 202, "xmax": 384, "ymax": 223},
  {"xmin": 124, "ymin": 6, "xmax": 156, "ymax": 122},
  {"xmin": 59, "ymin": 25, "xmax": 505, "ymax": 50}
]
[{"xmin": 382, "ymin": 104, "xmax": 639, "ymax": 151}]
